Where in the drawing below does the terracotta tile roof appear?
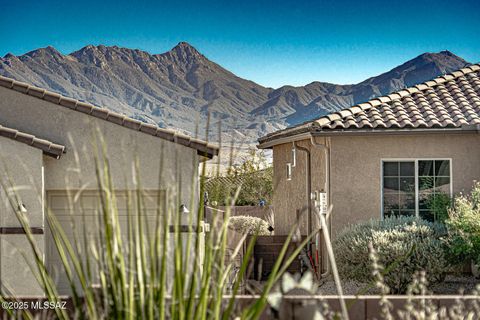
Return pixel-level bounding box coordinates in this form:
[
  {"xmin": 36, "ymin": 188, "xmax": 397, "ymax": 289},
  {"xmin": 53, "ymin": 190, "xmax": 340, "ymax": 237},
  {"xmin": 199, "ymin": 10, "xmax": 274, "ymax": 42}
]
[
  {"xmin": 0, "ymin": 76, "xmax": 219, "ymax": 159},
  {"xmin": 258, "ymin": 64, "xmax": 480, "ymax": 146},
  {"xmin": 0, "ymin": 124, "xmax": 65, "ymax": 158}
]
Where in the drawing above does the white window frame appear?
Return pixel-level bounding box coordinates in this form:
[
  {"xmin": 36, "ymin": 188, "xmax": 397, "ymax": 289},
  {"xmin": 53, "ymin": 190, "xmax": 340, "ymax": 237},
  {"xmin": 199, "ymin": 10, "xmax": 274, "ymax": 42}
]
[{"xmin": 380, "ymin": 158, "xmax": 453, "ymax": 219}]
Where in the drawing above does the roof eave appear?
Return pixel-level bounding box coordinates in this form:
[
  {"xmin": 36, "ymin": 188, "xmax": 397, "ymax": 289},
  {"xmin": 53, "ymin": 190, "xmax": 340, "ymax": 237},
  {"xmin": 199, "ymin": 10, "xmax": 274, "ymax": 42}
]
[
  {"xmin": 197, "ymin": 148, "xmax": 218, "ymax": 160},
  {"xmin": 257, "ymin": 131, "xmax": 313, "ymax": 149},
  {"xmin": 258, "ymin": 126, "xmax": 480, "ymax": 148},
  {"xmin": 311, "ymin": 126, "xmax": 480, "ymax": 137},
  {"xmin": 0, "ymin": 125, "xmax": 66, "ymax": 159}
]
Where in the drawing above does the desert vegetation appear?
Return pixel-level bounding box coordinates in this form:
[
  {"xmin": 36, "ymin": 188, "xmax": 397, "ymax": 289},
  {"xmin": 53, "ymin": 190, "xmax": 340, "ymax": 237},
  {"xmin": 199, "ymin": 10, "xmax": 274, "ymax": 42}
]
[
  {"xmin": 204, "ymin": 149, "xmax": 273, "ymax": 206},
  {"xmin": 1, "ymin": 139, "xmax": 480, "ymax": 318},
  {"xmin": 332, "ymin": 181, "xmax": 480, "ymax": 296},
  {"xmin": 444, "ymin": 182, "xmax": 480, "ymax": 271},
  {"xmin": 0, "ymin": 139, "xmax": 308, "ymax": 319},
  {"xmin": 333, "ymin": 216, "xmax": 449, "ymax": 293}
]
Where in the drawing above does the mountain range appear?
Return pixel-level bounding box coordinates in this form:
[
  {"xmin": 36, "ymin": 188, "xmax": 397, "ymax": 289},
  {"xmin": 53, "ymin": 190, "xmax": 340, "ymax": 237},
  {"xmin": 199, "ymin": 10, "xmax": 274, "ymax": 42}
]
[{"xmin": 0, "ymin": 42, "xmax": 470, "ymax": 154}]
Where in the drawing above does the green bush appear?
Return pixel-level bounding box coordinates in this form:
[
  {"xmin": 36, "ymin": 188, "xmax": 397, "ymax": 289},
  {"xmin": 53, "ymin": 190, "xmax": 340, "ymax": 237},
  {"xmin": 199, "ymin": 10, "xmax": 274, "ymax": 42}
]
[
  {"xmin": 228, "ymin": 216, "xmax": 271, "ymax": 235},
  {"xmin": 333, "ymin": 216, "xmax": 449, "ymax": 293},
  {"xmin": 425, "ymin": 192, "xmax": 452, "ymax": 223},
  {"xmin": 445, "ymin": 182, "xmax": 480, "ymax": 265}
]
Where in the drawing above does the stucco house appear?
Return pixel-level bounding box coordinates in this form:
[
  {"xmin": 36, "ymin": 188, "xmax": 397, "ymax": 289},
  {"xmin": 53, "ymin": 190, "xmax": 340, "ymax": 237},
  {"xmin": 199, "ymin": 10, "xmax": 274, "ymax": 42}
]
[
  {"xmin": 0, "ymin": 75, "xmax": 218, "ymax": 295},
  {"xmin": 258, "ymin": 64, "xmax": 480, "ymax": 273}
]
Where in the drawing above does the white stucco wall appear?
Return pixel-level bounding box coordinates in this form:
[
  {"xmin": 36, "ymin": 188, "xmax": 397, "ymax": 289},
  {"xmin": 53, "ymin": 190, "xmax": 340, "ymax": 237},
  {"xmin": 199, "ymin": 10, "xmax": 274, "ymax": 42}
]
[
  {"xmin": 0, "ymin": 86, "xmax": 203, "ymax": 296},
  {"xmin": 0, "ymin": 136, "xmax": 44, "ymax": 295}
]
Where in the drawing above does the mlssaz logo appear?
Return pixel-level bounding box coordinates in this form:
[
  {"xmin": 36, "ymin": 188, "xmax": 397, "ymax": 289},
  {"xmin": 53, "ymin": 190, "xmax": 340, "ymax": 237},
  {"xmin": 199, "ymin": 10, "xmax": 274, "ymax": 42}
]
[{"xmin": 30, "ymin": 301, "xmax": 67, "ymax": 310}]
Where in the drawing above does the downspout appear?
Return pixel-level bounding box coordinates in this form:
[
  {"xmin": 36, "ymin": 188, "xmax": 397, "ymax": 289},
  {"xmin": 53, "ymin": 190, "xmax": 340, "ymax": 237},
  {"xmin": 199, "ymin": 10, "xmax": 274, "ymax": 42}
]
[
  {"xmin": 309, "ymin": 136, "xmax": 331, "ymax": 277},
  {"xmin": 293, "ymin": 142, "xmax": 312, "ymax": 237},
  {"xmin": 310, "ymin": 136, "xmax": 348, "ymax": 319},
  {"xmin": 293, "ymin": 137, "xmax": 332, "ymax": 278}
]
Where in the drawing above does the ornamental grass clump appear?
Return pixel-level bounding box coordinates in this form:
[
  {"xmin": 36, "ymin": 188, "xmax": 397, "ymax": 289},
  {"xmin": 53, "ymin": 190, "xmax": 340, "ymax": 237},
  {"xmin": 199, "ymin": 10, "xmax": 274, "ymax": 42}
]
[
  {"xmin": 0, "ymin": 130, "xmax": 312, "ymax": 319},
  {"xmin": 333, "ymin": 216, "xmax": 449, "ymax": 293}
]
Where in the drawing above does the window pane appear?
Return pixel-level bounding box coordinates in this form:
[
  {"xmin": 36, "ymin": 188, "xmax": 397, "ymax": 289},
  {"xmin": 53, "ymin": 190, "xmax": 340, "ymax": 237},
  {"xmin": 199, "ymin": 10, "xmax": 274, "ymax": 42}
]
[
  {"xmin": 383, "ymin": 193, "xmax": 398, "ymax": 206},
  {"xmin": 419, "ymin": 210, "xmax": 434, "ymax": 222},
  {"xmin": 400, "ymin": 210, "xmax": 415, "ymax": 217},
  {"xmin": 400, "ymin": 193, "xmax": 415, "ymax": 210},
  {"xmin": 384, "ymin": 177, "xmax": 399, "ymax": 192},
  {"xmin": 384, "ymin": 210, "xmax": 399, "ymax": 218},
  {"xmin": 383, "ymin": 193, "xmax": 399, "ymax": 213},
  {"xmin": 400, "ymin": 162, "xmax": 415, "ymax": 176},
  {"xmin": 400, "ymin": 177, "xmax": 415, "ymax": 192},
  {"xmin": 435, "ymin": 160, "xmax": 450, "ymax": 177},
  {"xmin": 419, "ymin": 176, "xmax": 434, "ymax": 191},
  {"xmin": 418, "ymin": 160, "xmax": 434, "ymax": 176},
  {"xmin": 435, "ymin": 177, "xmax": 450, "ymax": 193},
  {"xmin": 383, "ymin": 162, "xmax": 398, "ymax": 176},
  {"xmin": 418, "ymin": 193, "xmax": 432, "ymax": 210}
]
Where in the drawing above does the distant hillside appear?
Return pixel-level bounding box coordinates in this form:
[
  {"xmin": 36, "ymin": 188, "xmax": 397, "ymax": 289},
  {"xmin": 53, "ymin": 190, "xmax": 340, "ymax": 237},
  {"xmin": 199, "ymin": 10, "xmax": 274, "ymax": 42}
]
[
  {"xmin": 0, "ymin": 43, "xmax": 470, "ymax": 152},
  {"xmin": 253, "ymin": 50, "xmax": 469, "ymax": 124}
]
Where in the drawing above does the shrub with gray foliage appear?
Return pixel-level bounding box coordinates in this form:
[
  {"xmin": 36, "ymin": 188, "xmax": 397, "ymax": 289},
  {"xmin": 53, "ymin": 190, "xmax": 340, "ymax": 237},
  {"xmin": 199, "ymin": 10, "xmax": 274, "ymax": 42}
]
[
  {"xmin": 333, "ymin": 216, "xmax": 449, "ymax": 293},
  {"xmin": 228, "ymin": 216, "xmax": 271, "ymax": 235}
]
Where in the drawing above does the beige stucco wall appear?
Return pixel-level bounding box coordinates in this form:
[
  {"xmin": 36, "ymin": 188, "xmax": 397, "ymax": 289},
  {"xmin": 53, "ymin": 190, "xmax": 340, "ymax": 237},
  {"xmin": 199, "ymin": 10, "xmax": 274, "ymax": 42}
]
[
  {"xmin": 0, "ymin": 86, "xmax": 202, "ymax": 295},
  {"xmin": 272, "ymin": 138, "xmax": 327, "ymax": 235},
  {"xmin": 0, "ymin": 136, "xmax": 44, "ymax": 295},
  {"xmin": 272, "ymin": 133, "xmax": 480, "ymax": 236},
  {"xmin": 329, "ymin": 133, "xmax": 480, "ymax": 235}
]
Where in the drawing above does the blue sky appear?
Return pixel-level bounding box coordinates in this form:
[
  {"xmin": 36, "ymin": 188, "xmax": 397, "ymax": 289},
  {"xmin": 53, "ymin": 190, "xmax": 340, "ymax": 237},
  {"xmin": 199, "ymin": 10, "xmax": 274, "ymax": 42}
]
[{"xmin": 1, "ymin": 0, "xmax": 479, "ymax": 88}]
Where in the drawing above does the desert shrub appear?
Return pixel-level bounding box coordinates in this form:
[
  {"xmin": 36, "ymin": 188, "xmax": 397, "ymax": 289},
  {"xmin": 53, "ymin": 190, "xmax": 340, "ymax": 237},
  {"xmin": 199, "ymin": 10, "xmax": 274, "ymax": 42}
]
[
  {"xmin": 445, "ymin": 182, "xmax": 480, "ymax": 265},
  {"xmin": 333, "ymin": 216, "xmax": 449, "ymax": 293},
  {"xmin": 228, "ymin": 216, "xmax": 271, "ymax": 235}
]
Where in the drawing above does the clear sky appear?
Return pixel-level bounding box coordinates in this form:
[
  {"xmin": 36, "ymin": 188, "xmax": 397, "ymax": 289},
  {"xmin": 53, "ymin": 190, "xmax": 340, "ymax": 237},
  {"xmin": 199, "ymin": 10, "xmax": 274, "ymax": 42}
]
[{"xmin": 1, "ymin": 0, "xmax": 479, "ymax": 88}]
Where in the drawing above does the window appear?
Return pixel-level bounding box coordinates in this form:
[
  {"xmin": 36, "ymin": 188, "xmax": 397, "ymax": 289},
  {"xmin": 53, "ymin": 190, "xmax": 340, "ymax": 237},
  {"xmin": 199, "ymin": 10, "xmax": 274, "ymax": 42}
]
[
  {"xmin": 382, "ymin": 159, "xmax": 451, "ymax": 222},
  {"xmin": 418, "ymin": 160, "xmax": 451, "ymax": 221}
]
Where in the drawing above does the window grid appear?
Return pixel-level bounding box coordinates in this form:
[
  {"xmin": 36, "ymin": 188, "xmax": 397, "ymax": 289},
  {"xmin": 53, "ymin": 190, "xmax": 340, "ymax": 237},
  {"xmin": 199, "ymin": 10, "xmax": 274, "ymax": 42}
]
[{"xmin": 381, "ymin": 159, "xmax": 452, "ymax": 221}]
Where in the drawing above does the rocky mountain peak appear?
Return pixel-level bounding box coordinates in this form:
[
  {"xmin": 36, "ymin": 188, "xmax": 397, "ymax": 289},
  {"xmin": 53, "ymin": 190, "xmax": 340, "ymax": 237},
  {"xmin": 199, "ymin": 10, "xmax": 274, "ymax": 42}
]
[
  {"xmin": 407, "ymin": 51, "xmax": 468, "ymax": 70},
  {"xmin": 24, "ymin": 46, "xmax": 63, "ymax": 59},
  {"xmin": 69, "ymin": 44, "xmax": 119, "ymax": 67},
  {"xmin": 3, "ymin": 53, "xmax": 16, "ymax": 59},
  {"xmin": 161, "ymin": 41, "xmax": 205, "ymax": 64},
  {"xmin": 70, "ymin": 44, "xmax": 104, "ymax": 57},
  {"xmin": 172, "ymin": 41, "xmax": 200, "ymax": 53}
]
